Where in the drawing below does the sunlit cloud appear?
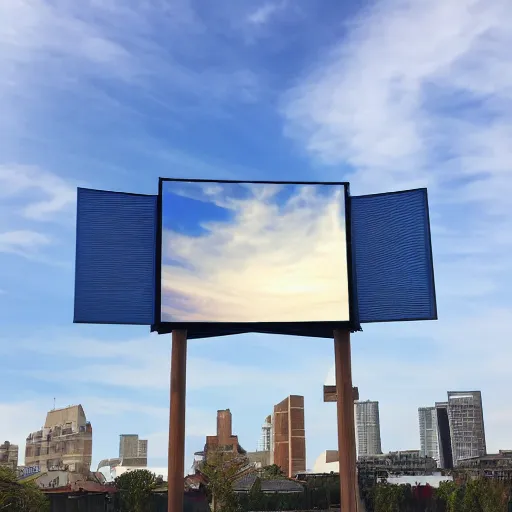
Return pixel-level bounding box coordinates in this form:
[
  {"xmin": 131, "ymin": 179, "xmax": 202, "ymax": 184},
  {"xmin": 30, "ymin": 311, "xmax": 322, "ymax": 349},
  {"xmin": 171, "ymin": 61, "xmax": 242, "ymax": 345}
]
[{"xmin": 161, "ymin": 182, "xmax": 349, "ymax": 323}]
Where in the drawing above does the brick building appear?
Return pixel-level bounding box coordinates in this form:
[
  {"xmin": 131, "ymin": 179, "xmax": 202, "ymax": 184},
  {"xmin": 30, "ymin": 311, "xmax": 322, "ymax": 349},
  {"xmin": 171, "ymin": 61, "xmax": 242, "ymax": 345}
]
[
  {"xmin": 273, "ymin": 395, "xmax": 306, "ymax": 477},
  {"xmin": 204, "ymin": 409, "xmax": 246, "ymax": 460}
]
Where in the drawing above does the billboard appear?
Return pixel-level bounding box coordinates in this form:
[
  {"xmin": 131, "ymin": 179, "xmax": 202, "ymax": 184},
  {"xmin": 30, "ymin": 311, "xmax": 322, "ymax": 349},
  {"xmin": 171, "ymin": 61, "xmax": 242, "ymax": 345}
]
[
  {"xmin": 73, "ymin": 184, "xmax": 436, "ymax": 336},
  {"xmin": 158, "ymin": 179, "xmax": 351, "ymax": 326}
]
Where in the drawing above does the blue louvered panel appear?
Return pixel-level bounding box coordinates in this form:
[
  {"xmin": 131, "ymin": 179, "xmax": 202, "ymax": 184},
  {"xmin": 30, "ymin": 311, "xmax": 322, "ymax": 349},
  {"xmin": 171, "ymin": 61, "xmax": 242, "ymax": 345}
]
[
  {"xmin": 351, "ymin": 189, "xmax": 437, "ymax": 323},
  {"xmin": 74, "ymin": 188, "xmax": 157, "ymax": 325}
]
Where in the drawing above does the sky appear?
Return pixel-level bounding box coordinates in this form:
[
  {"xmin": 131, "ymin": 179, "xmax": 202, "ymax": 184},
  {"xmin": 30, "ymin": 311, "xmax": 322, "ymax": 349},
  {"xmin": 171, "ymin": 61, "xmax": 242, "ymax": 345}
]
[
  {"xmin": 161, "ymin": 181, "xmax": 349, "ymax": 323},
  {"xmin": 1, "ymin": 0, "xmax": 512, "ymax": 473}
]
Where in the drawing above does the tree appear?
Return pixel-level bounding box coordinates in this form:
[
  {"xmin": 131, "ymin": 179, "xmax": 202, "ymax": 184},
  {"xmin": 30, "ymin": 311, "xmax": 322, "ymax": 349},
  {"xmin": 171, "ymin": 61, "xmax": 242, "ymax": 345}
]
[
  {"xmin": 260, "ymin": 464, "xmax": 285, "ymax": 480},
  {"xmin": 200, "ymin": 449, "xmax": 249, "ymax": 512},
  {"xmin": 114, "ymin": 469, "xmax": 157, "ymax": 512},
  {"xmin": 0, "ymin": 466, "xmax": 49, "ymax": 512}
]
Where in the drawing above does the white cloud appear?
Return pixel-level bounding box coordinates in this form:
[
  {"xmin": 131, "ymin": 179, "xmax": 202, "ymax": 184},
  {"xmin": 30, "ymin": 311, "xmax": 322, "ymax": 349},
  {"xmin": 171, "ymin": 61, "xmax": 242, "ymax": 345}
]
[
  {"xmin": 0, "ymin": 165, "xmax": 76, "ymax": 262},
  {"xmin": 18, "ymin": 333, "xmax": 331, "ymax": 394},
  {"xmin": 0, "ymin": 230, "xmax": 51, "ymax": 258},
  {"xmin": 0, "ymin": 165, "xmax": 76, "ymax": 221},
  {"xmin": 0, "ymin": 0, "xmax": 262, "ymax": 126},
  {"xmin": 282, "ymin": 0, "xmax": 512, "ymax": 202},
  {"xmin": 161, "ymin": 184, "xmax": 349, "ymax": 322},
  {"xmin": 248, "ymin": 1, "xmax": 287, "ymax": 25}
]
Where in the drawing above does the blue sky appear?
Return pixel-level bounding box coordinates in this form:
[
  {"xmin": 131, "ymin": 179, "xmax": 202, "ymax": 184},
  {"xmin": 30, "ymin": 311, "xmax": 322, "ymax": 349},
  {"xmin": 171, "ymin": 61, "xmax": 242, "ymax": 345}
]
[
  {"xmin": 1, "ymin": 0, "xmax": 512, "ymax": 473},
  {"xmin": 160, "ymin": 181, "xmax": 349, "ymax": 323}
]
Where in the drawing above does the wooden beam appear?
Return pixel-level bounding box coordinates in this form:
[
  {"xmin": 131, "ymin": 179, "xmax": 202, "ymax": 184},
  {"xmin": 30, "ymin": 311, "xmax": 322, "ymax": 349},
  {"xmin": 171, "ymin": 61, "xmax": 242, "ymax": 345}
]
[
  {"xmin": 323, "ymin": 384, "xmax": 359, "ymax": 403},
  {"xmin": 334, "ymin": 329, "xmax": 358, "ymax": 512},
  {"xmin": 168, "ymin": 330, "xmax": 187, "ymax": 512}
]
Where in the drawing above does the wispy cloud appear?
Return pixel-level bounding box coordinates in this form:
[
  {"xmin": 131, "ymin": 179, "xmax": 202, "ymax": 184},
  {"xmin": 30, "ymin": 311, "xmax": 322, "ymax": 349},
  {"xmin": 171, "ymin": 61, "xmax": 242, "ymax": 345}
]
[
  {"xmin": 282, "ymin": 0, "xmax": 512, "ymax": 200},
  {"xmin": 161, "ymin": 183, "xmax": 349, "ymax": 322},
  {"xmin": 0, "ymin": 0, "xmax": 262, "ymax": 127},
  {"xmin": 0, "ymin": 230, "xmax": 51, "ymax": 258},
  {"xmin": 0, "ymin": 165, "xmax": 76, "ymax": 222},
  {"xmin": 248, "ymin": 1, "xmax": 287, "ymax": 26},
  {"xmin": 0, "ymin": 165, "xmax": 76, "ymax": 261},
  {"xmin": 18, "ymin": 332, "xmax": 331, "ymax": 394}
]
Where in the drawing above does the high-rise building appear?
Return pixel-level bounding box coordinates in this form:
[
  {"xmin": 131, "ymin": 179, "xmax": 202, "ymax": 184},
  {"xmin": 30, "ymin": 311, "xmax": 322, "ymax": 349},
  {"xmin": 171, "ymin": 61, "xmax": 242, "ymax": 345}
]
[
  {"xmin": 447, "ymin": 391, "xmax": 486, "ymax": 466},
  {"xmin": 0, "ymin": 441, "xmax": 19, "ymax": 471},
  {"xmin": 435, "ymin": 402, "xmax": 453, "ymax": 469},
  {"xmin": 25, "ymin": 405, "xmax": 92, "ymax": 474},
  {"xmin": 273, "ymin": 395, "xmax": 306, "ymax": 477},
  {"xmin": 257, "ymin": 415, "xmax": 273, "ymax": 454},
  {"xmin": 418, "ymin": 407, "xmax": 440, "ymax": 466},
  {"xmin": 119, "ymin": 434, "xmax": 148, "ymax": 467},
  {"xmin": 355, "ymin": 400, "xmax": 382, "ymax": 458}
]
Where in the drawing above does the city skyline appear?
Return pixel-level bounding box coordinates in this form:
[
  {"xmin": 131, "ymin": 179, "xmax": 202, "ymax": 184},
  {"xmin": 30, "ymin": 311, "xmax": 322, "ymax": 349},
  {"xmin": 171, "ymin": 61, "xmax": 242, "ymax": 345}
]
[
  {"xmin": 0, "ymin": 391, "xmax": 508, "ymax": 474},
  {"xmin": 1, "ymin": 0, "xmax": 512, "ymax": 480}
]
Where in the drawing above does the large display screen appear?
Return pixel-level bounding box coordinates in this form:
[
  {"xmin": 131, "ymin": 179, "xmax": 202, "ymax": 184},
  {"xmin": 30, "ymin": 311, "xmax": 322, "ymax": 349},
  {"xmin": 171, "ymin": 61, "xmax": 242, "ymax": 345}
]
[{"xmin": 159, "ymin": 180, "xmax": 350, "ymax": 324}]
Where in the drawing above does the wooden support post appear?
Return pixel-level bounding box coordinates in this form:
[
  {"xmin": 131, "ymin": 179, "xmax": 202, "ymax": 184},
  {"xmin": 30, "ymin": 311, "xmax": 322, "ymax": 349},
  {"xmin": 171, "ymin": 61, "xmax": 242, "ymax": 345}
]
[
  {"xmin": 334, "ymin": 329, "xmax": 358, "ymax": 512},
  {"xmin": 168, "ymin": 330, "xmax": 188, "ymax": 512}
]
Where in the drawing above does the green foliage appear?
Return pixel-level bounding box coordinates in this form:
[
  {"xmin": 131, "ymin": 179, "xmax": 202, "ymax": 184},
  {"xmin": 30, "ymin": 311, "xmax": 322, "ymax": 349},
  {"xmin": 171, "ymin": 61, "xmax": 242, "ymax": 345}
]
[
  {"xmin": 368, "ymin": 477, "xmax": 512, "ymax": 512},
  {"xmin": 114, "ymin": 468, "xmax": 157, "ymax": 512},
  {"xmin": 434, "ymin": 477, "xmax": 511, "ymax": 512},
  {"xmin": 0, "ymin": 466, "xmax": 50, "ymax": 512},
  {"xmin": 374, "ymin": 483, "xmax": 412, "ymax": 512},
  {"xmin": 260, "ymin": 464, "xmax": 286, "ymax": 480}
]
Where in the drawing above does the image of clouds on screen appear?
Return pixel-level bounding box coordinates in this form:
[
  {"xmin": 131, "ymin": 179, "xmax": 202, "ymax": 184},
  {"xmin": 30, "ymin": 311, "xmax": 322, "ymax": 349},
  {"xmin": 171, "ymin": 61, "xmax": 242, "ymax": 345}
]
[{"xmin": 161, "ymin": 182, "xmax": 349, "ymax": 323}]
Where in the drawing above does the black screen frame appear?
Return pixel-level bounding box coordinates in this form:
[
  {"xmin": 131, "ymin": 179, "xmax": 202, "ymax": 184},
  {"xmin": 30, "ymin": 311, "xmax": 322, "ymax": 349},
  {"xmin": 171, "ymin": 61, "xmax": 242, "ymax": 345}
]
[{"xmin": 152, "ymin": 178, "xmax": 358, "ymax": 338}]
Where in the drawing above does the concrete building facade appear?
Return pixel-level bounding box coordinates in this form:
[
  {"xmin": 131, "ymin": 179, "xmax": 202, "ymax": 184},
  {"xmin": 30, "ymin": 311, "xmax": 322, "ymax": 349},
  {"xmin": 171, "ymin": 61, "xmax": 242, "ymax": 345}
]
[
  {"xmin": 355, "ymin": 400, "xmax": 382, "ymax": 458},
  {"xmin": 0, "ymin": 441, "xmax": 19, "ymax": 471},
  {"xmin": 273, "ymin": 395, "xmax": 306, "ymax": 477},
  {"xmin": 418, "ymin": 407, "xmax": 440, "ymax": 466},
  {"xmin": 456, "ymin": 450, "xmax": 512, "ymax": 480},
  {"xmin": 119, "ymin": 434, "xmax": 148, "ymax": 467},
  {"xmin": 447, "ymin": 391, "xmax": 486, "ymax": 466},
  {"xmin": 25, "ymin": 405, "xmax": 92, "ymax": 474}
]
